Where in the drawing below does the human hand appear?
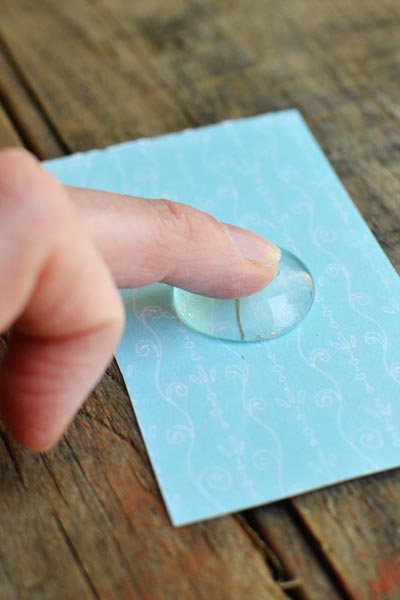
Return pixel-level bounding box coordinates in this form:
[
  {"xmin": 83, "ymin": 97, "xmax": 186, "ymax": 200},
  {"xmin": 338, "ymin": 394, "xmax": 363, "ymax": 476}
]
[{"xmin": 0, "ymin": 148, "xmax": 280, "ymax": 451}]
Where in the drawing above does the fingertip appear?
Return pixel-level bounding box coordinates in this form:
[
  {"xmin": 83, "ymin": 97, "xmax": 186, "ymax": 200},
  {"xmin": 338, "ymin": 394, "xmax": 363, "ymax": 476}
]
[
  {"xmin": 244, "ymin": 261, "xmax": 280, "ymax": 296},
  {"xmin": 4, "ymin": 410, "xmax": 77, "ymax": 453},
  {"xmin": 0, "ymin": 313, "xmax": 123, "ymax": 453},
  {"xmin": 208, "ymin": 260, "xmax": 280, "ymax": 300},
  {"xmin": 2, "ymin": 421, "xmax": 63, "ymax": 453},
  {"xmin": 153, "ymin": 202, "xmax": 282, "ymax": 298},
  {"xmin": 217, "ymin": 224, "xmax": 281, "ymax": 297}
]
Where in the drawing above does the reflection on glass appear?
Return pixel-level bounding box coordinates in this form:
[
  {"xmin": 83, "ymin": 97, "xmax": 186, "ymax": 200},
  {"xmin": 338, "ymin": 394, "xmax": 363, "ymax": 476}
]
[{"xmin": 173, "ymin": 249, "xmax": 314, "ymax": 342}]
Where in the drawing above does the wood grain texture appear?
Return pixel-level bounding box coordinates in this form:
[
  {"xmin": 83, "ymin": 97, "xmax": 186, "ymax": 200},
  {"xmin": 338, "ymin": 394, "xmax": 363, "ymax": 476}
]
[
  {"xmin": 0, "ymin": 0, "xmax": 189, "ymax": 152},
  {"xmin": 0, "ymin": 49, "xmax": 64, "ymax": 158},
  {"xmin": 0, "ymin": 103, "xmax": 21, "ymax": 147},
  {"xmin": 1, "ymin": 0, "xmax": 400, "ymax": 598},
  {"xmin": 288, "ymin": 474, "xmax": 400, "ymax": 600},
  {"xmin": 247, "ymin": 505, "xmax": 344, "ymax": 600}
]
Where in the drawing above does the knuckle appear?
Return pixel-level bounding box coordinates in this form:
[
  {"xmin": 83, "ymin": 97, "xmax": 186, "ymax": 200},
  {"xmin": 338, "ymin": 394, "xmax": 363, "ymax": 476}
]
[
  {"xmin": 156, "ymin": 199, "xmax": 196, "ymax": 245},
  {"xmin": 155, "ymin": 199, "xmax": 220, "ymax": 249}
]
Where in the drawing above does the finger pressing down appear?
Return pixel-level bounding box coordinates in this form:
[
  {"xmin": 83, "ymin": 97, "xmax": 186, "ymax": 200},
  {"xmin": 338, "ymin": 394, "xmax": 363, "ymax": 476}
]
[
  {"xmin": 0, "ymin": 149, "xmax": 124, "ymax": 451},
  {"xmin": 69, "ymin": 188, "xmax": 281, "ymax": 299}
]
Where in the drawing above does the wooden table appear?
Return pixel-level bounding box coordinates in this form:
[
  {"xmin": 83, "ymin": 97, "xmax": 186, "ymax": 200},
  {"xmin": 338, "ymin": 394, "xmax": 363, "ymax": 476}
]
[{"xmin": 1, "ymin": 1, "xmax": 400, "ymax": 598}]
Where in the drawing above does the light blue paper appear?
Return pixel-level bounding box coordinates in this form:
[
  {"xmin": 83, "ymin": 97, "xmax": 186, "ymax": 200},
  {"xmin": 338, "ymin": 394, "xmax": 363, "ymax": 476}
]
[{"xmin": 45, "ymin": 110, "xmax": 400, "ymax": 526}]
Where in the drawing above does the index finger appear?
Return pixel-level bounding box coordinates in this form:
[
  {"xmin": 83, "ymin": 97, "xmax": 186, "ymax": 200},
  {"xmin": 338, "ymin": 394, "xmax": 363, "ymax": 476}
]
[{"xmin": 68, "ymin": 187, "xmax": 281, "ymax": 299}]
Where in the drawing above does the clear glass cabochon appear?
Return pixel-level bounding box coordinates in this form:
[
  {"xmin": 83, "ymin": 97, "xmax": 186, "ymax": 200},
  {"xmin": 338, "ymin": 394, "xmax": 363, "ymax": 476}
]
[{"xmin": 172, "ymin": 249, "xmax": 314, "ymax": 342}]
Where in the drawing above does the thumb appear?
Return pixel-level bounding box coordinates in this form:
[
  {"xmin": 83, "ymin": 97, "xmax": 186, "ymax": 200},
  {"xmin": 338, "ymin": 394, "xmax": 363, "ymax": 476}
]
[{"xmin": 68, "ymin": 187, "xmax": 281, "ymax": 299}]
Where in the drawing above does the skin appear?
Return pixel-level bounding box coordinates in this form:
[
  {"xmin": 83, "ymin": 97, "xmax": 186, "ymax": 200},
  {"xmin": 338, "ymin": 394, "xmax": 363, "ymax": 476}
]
[{"xmin": 0, "ymin": 147, "xmax": 281, "ymax": 451}]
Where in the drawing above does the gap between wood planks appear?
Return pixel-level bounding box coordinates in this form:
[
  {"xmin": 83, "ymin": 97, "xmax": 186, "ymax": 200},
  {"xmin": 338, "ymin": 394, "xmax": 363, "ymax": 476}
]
[{"xmin": 245, "ymin": 505, "xmax": 355, "ymax": 600}]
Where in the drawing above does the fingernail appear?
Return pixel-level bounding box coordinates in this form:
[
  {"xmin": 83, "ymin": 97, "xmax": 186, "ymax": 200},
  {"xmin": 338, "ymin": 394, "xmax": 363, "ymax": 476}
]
[{"xmin": 223, "ymin": 223, "xmax": 281, "ymax": 265}]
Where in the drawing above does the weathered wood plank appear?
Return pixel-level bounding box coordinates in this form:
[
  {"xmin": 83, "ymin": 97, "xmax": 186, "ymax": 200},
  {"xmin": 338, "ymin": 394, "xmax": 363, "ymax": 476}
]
[
  {"xmin": 1, "ymin": 0, "xmax": 400, "ymax": 597},
  {"xmin": 0, "ymin": 49, "xmax": 64, "ymax": 158},
  {"xmin": 290, "ymin": 474, "xmax": 400, "ymax": 600},
  {"xmin": 247, "ymin": 504, "xmax": 344, "ymax": 600},
  {"xmin": 0, "ymin": 0, "xmax": 189, "ymax": 151},
  {"xmin": 0, "ymin": 103, "xmax": 21, "ymax": 147}
]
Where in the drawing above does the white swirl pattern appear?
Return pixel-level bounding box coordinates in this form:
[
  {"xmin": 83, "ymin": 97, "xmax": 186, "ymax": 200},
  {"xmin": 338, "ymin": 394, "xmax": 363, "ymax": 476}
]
[{"xmin": 44, "ymin": 110, "xmax": 400, "ymax": 526}]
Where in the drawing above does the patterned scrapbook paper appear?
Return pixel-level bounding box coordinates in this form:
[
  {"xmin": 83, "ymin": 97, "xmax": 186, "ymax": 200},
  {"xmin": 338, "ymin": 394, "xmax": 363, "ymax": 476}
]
[{"xmin": 45, "ymin": 110, "xmax": 400, "ymax": 526}]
